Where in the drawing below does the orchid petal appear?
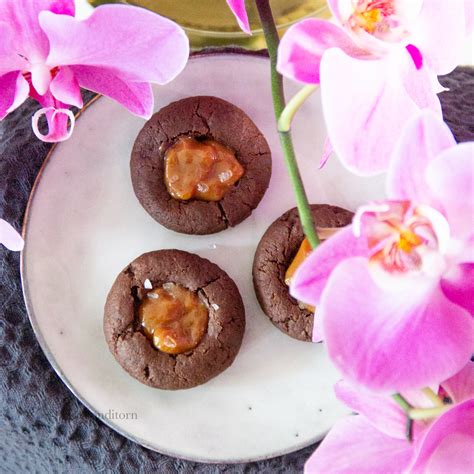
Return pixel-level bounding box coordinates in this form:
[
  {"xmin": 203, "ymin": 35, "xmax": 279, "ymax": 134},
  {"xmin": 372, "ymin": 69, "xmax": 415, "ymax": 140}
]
[
  {"xmin": 409, "ymin": 400, "xmax": 474, "ymax": 474},
  {"xmin": 405, "ymin": 44, "xmax": 423, "ymax": 70},
  {"xmin": 49, "ymin": 66, "xmax": 83, "ymax": 108},
  {"xmin": 0, "ymin": 1, "xmax": 74, "ymax": 68},
  {"xmin": 327, "ymin": 0, "xmax": 342, "ymax": 21},
  {"xmin": 30, "ymin": 62, "xmax": 52, "ymax": 96},
  {"xmin": 30, "ymin": 84, "xmax": 77, "ymax": 143},
  {"xmin": 431, "ymin": 75, "xmax": 448, "ymax": 94},
  {"xmin": 320, "ymin": 48, "xmax": 441, "ymax": 175},
  {"xmin": 425, "ymin": 143, "xmax": 474, "ymax": 240},
  {"xmin": 466, "ymin": 0, "xmax": 474, "ymax": 34},
  {"xmin": 0, "ymin": 21, "xmax": 27, "ymax": 75},
  {"xmin": 32, "ymin": 106, "xmax": 75, "ymax": 142},
  {"xmin": 402, "ymin": 387, "xmax": 441, "ymax": 411},
  {"xmin": 441, "ymin": 263, "xmax": 474, "ymax": 316},
  {"xmin": 395, "ymin": 0, "xmax": 425, "ymax": 23},
  {"xmin": 321, "ymin": 258, "xmax": 474, "ymax": 392},
  {"xmin": 226, "ymin": 0, "xmax": 251, "ymax": 35},
  {"xmin": 0, "ymin": 220, "xmax": 24, "ymax": 251},
  {"xmin": 352, "ymin": 202, "xmax": 390, "ymax": 238},
  {"xmin": 277, "ymin": 19, "xmax": 367, "ymax": 85},
  {"xmin": 399, "ymin": 55, "xmax": 444, "ymax": 114},
  {"xmin": 49, "ymin": 0, "xmax": 75, "ymax": 15},
  {"xmin": 319, "ymin": 137, "xmax": 333, "ymax": 169},
  {"xmin": 442, "ymin": 361, "xmax": 474, "ymax": 404},
  {"xmin": 40, "ymin": 5, "xmax": 189, "ymax": 85},
  {"xmin": 0, "ymin": 72, "xmax": 29, "ymax": 120},
  {"xmin": 334, "ymin": 381, "xmax": 408, "ymax": 439},
  {"xmin": 305, "ymin": 415, "xmax": 413, "ymax": 474},
  {"xmin": 312, "ymin": 314, "xmax": 324, "ymax": 343},
  {"xmin": 410, "ymin": 0, "xmax": 466, "ymax": 75},
  {"xmin": 70, "ymin": 65, "xmax": 153, "ymax": 118},
  {"xmin": 387, "ymin": 110, "xmax": 456, "ymax": 206},
  {"xmin": 290, "ymin": 226, "xmax": 367, "ymax": 308},
  {"xmin": 334, "ymin": 380, "xmax": 434, "ymax": 440}
]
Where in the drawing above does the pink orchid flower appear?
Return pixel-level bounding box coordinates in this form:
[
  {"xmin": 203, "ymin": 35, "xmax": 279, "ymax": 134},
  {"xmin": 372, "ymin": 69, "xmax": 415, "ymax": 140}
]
[
  {"xmin": 306, "ymin": 361, "xmax": 474, "ymax": 473},
  {"xmin": 275, "ymin": 0, "xmax": 471, "ymax": 175},
  {"xmin": 226, "ymin": 0, "xmax": 251, "ymax": 35},
  {"xmin": 0, "ymin": 0, "xmax": 189, "ymax": 142},
  {"xmin": 0, "ymin": 219, "xmax": 24, "ymax": 251},
  {"xmin": 290, "ymin": 111, "xmax": 474, "ymax": 392}
]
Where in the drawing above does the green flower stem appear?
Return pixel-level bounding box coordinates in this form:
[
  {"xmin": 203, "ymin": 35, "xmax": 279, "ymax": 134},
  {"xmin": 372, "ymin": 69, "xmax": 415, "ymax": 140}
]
[
  {"xmin": 409, "ymin": 405, "xmax": 449, "ymax": 421},
  {"xmin": 405, "ymin": 418, "xmax": 414, "ymax": 442},
  {"xmin": 422, "ymin": 387, "xmax": 444, "ymax": 407},
  {"xmin": 392, "ymin": 393, "xmax": 413, "ymax": 413},
  {"xmin": 392, "ymin": 394, "xmax": 414, "ymax": 441},
  {"xmin": 394, "ymin": 391, "xmax": 449, "ymax": 422},
  {"xmin": 278, "ymin": 85, "xmax": 319, "ymax": 133},
  {"xmin": 255, "ymin": 0, "xmax": 320, "ymax": 249}
]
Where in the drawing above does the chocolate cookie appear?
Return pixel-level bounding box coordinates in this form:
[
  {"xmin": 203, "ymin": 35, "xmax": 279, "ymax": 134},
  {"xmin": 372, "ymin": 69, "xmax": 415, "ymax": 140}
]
[
  {"xmin": 104, "ymin": 250, "xmax": 245, "ymax": 389},
  {"xmin": 253, "ymin": 205, "xmax": 353, "ymax": 342},
  {"xmin": 130, "ymin": 96, "xmax": 272, "ymax": 235}
]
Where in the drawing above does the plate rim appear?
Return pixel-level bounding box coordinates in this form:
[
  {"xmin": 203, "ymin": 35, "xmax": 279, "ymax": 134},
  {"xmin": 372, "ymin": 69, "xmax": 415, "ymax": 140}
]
[{"xmin": 20, "ymin": 48, "xmax": 323, "ymax": 464}]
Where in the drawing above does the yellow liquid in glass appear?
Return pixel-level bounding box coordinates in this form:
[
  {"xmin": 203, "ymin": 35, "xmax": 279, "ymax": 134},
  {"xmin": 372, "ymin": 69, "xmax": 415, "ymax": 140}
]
[{"xmin": 88, "ymin": 0, "xmax": 330, "ymax": 49}]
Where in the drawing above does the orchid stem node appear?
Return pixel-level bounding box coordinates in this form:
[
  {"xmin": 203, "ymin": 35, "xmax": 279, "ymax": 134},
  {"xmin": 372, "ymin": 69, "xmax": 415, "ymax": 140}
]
[{"xmin": 278, "ymin": 85, "xmax": 319, "ymax": 133}]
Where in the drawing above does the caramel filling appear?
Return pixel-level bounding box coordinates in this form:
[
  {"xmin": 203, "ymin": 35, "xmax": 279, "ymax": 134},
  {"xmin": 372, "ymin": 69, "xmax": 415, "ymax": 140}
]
[
  {"xmin": 285, "ymin": 238, "xmax": 313, "ymax": 287},
  {"xmin": 138, "ymin": 283, "xmax": 209, "ymax": 354},
  {"xmin": 285, "ymin": 238, "xmax": 315, "ymax": 313},
  {"xmin": 164, "ymin": 137, "xmax": 244, "ymax": 201},
  {"xmin": 285, "ymin": 228, "xmax": 341, "ymax": 312}
]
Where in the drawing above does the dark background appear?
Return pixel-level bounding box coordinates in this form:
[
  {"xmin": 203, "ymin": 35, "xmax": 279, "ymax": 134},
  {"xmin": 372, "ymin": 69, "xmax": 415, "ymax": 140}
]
[{"xmin": 1, "ymin": 68, "xmax": 473, "ymax": 473}]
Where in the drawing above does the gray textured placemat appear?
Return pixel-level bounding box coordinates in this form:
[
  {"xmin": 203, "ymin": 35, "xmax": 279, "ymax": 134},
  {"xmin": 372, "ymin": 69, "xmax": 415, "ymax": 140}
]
[{"xmin": 1, "ymin": 67, "xmax": 473, "ymax": 474}]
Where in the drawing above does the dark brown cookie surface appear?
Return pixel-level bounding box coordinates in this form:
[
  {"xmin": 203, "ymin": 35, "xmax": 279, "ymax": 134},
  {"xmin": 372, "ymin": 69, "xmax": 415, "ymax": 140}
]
[
  {"xmin": 104, "ymin": 250, "xmax": 245, "ymax": 390},
  {"xmin": 253, "ymin": 205, "xmax": 354, "ymax": 342},
  {"xmin": 130, "ymin": 96, "xmax": 272, "ymax": 235}
]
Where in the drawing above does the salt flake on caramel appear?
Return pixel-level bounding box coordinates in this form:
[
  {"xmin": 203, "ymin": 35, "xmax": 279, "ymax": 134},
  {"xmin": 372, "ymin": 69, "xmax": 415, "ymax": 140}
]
[
  {"xmin": 164, "ymin": 137, "xmax": 244, "ymax": 201},
  {"xmin": 139, "ymin": 283, "xmax": 209, "ymax": 354}
]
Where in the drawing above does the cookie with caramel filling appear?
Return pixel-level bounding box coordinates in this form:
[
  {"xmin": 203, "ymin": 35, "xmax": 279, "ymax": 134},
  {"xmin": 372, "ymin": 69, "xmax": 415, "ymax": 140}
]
[
  {"xmin": 130, "ymin": 96, "xmax": 271, "ymax": 235},
  {"xmin": 104, "ymin": 250, "xmax": 245, "ymax": 389},
  {"xmin": 252, "ymin": 205, "xmax": 353, "ymax": 342}
]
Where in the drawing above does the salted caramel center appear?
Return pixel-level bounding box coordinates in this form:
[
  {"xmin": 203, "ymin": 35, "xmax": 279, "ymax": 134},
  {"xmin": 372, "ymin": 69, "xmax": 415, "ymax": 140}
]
[
  {"xmin": 285, "ymin": 238, "xmax": 315, "ymax": 312},
  {"xmin": 285, "ymin": 228, "xmax": 341, "ymax": 312},
  {"xmin": 285, "ymin": 238, "xmax": 312, "ymax": 287},
  {"xmin": 164, "ymin": 137, "xmax": 244, "ymax": 201},
  {"xmin": 138, "ymin": 282, "xmax": 209, "ymax": 354}
]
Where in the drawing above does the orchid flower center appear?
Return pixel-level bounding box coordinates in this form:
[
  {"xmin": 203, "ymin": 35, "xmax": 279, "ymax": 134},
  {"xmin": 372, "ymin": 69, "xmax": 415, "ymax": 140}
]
[
  {"xmin": 342, "ymin": 0, "xmax": 422, "ymax": 45},
  {"xmin": 354, "ymin": 201, "xmax": 450, "ymax": 277},
  {"xmin": 21, "ymin": 59, "xmax": 58, "ymax": 97},
  {"xmin": 350, "ymin": 0, "xmax": 395, "ymax": 35}
]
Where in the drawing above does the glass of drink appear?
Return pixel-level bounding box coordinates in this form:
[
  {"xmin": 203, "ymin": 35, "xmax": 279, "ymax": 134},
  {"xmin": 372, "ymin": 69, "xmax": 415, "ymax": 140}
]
[{"xmin": 87, "ymin": 0, "xmax": 330, "ymax": 49}]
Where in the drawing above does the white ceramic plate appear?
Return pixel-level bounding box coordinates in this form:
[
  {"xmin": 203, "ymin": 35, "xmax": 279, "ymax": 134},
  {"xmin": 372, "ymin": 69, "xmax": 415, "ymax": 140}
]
[{"xmin": 21, "ymin": 51, "xmax": 385, "ymax": 463}]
